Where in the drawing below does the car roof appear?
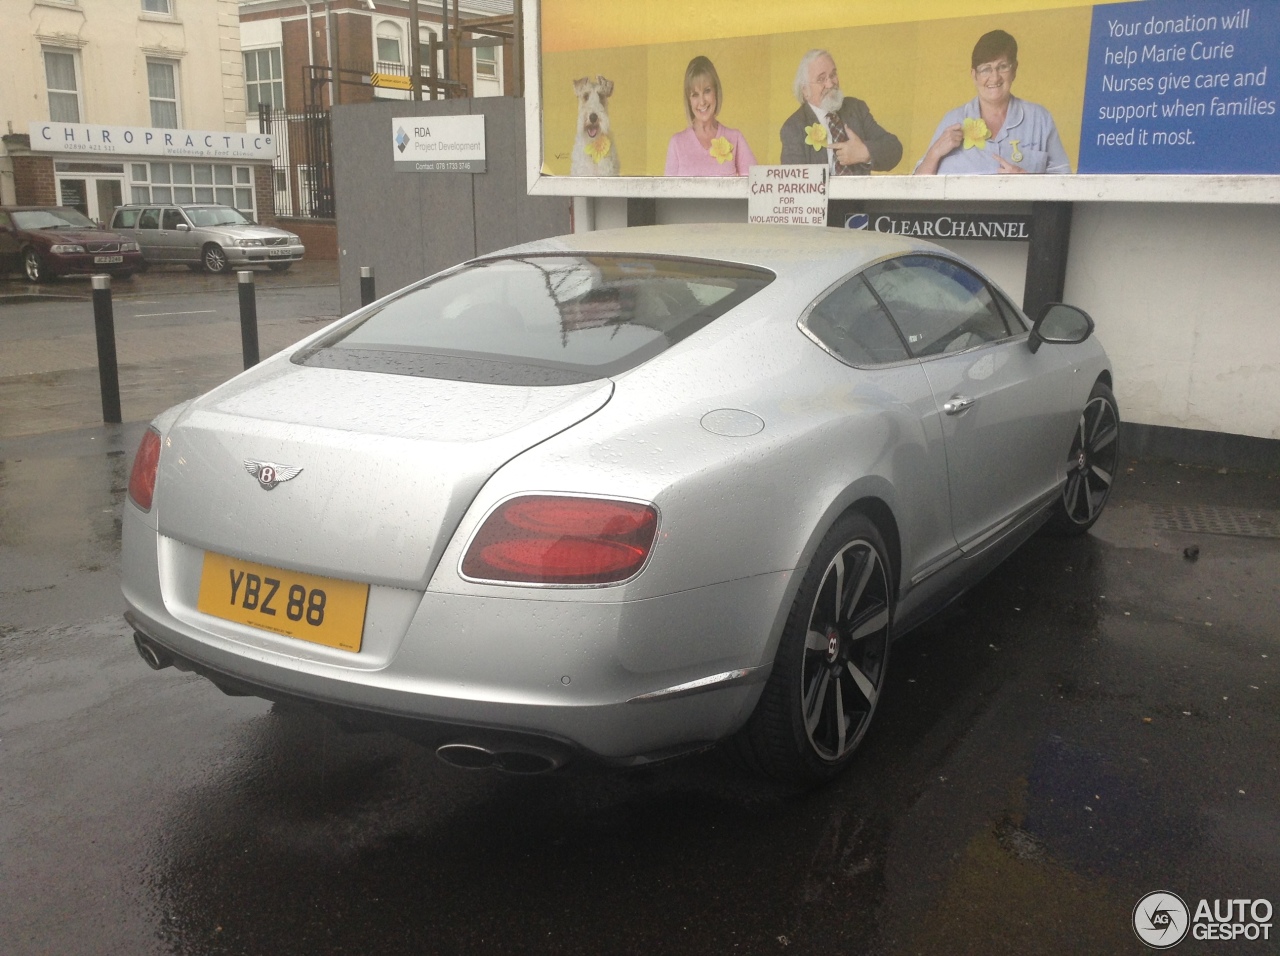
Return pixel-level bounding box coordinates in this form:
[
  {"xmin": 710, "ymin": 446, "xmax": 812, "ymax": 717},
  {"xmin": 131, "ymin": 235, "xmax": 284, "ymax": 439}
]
[
  {"xmin": 482, "ymin": 223, "xmax": 946, "ymax": 276},
  {"xmin": 113, "ymin": 203, "xmax": 234, "ymax": 210},
  {"xmin": 1, "ymin": 205, "xmax": 85, "ymax": 213}
]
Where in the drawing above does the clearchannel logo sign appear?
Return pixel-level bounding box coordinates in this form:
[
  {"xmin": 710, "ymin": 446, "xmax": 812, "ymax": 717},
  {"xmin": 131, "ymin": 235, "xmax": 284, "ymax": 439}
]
[{"xmin": 1133, "ymin": 891, "xmax": 1274, "ymax": 948}]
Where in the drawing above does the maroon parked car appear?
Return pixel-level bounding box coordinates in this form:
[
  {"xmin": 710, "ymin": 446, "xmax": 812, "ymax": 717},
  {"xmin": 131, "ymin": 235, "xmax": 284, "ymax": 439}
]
[{"xmin": 0, "ymin": 206, "xmax": 144, "ymax": 282}]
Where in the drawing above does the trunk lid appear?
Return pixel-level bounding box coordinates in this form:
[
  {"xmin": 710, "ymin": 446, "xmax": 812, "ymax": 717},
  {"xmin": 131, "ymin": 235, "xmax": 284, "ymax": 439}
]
[{"xmin": 156, "ymin": 364, "xmax": 612, "ymax": 588}]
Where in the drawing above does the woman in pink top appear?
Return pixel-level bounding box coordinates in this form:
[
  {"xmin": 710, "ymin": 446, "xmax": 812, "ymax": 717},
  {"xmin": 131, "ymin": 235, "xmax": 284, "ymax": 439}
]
[{"xmin": 664, "ymin": 57, "xmax": 757, "ymax": 176}]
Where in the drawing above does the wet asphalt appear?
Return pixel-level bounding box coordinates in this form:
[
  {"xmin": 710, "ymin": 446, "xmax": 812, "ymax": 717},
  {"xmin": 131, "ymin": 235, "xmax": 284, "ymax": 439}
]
[{"xmin": 1, "ymin": 264, "xmax": 1278, "ymax": 955}]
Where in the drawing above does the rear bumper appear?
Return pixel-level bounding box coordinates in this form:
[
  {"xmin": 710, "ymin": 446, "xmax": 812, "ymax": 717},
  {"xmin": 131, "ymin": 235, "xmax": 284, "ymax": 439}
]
[
  {"xmin": 124, "ymin": 600, "xmax": 771, "ymax": 764},
  {"xmin": 121, "ymin": 517, "xmax": 787, "ymax": 762}
]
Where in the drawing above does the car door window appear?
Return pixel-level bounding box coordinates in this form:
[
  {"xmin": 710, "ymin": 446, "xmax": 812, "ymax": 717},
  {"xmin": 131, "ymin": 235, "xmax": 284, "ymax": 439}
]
[
  {"xmin": 991, "ymin": 287, "xmax": 1029, "ymax": 333},
  {"xmin": 803, "ymin": 274, "xmax": 910, "ymax": 366},
  {"xmin": 113, "ymin": 208, "xmax": 140, "ymax": 229},
  {"xmin": 161, "ymin": 209, "xmax": 185, "ymax": 231},
  {"xmin": 138, "ymin": 208, "xmax": 160, "ymax": 229},
  {"xmin": 864, "ymin": 255, "xmax": 1013, "ymax": 358}
]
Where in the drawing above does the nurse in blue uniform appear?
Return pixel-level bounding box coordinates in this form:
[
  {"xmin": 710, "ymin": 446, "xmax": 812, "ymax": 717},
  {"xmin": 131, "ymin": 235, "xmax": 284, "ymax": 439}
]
[{"xmin": 914, "ymin": 30, "xmax": 1070, "ymax": 175}]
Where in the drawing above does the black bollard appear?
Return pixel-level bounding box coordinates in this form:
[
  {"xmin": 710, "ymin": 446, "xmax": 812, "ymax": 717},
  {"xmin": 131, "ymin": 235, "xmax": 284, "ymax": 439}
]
[
  {"xmin": 360, "ymin": 265, "xmax": 376, "ymax": 307},
  {"xmin": 91, "ymin": 275, "xmax": 122, "ymax": 424},
  {"xmin": 237, "ymin": 271, "xmax": 260, "ymax": 369}
]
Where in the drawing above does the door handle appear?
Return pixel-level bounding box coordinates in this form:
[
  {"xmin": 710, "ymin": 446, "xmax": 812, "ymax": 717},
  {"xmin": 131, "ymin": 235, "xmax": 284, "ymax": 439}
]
[{"xmin": 943, "ymin": 396, "xmax": 976, "ymax": 415}]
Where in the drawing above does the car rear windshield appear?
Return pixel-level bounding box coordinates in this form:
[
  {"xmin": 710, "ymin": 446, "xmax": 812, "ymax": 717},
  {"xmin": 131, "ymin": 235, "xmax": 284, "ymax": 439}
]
[{"xmin": 295, "ymin": 255, "xmax": 775, "ymax": 385}]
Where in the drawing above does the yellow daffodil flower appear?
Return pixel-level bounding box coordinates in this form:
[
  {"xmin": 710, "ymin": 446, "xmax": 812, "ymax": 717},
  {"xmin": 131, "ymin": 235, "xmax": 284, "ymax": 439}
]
[
  {"xmin": 709, "ymin": 136, "xmax": 734, "ymax": 164},
  {"xmin": 583, "ymin": 135, "xmax": 612, "ymax": 162},
  {"xmin": 804, "ymin": 123, "xmax": 828, "ymax": 152},
  {"xmin": 962, "ymin": 117, "xmax": 990, "ymax": 150}
]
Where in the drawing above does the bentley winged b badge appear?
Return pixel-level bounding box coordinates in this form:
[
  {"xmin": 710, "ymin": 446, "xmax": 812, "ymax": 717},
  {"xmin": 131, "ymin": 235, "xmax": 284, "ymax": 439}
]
[{"xmin": 244, "ymin": 459, "xmax": 303, "ymax": 490}]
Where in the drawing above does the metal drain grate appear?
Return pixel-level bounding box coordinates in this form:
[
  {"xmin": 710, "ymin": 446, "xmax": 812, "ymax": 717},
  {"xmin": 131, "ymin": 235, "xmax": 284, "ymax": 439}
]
[{"xmin": 1150, "ymin": 504, "xmax": 1280, "ymax": 539}]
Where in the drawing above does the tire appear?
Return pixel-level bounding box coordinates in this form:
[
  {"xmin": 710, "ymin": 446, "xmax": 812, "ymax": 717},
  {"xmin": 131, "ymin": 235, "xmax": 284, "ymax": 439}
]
[
  {"xmin": 1044, "ymin": 381, "xmax": 1120, "ymax": 536},
  {"xmin": 202, "ymin": 243, "xmax": 229, "ymax": 274},
  {"xmin": 23, "ymin": 248, "xmax": 49, "ymax": 283},
  {"xmin": 267, "ymin": 261, "xmax": 292, "ymax": 273},
  {"xmin": 136, "ymin": 258, "xmax": 150, "ymax": 273},
  {"xmin": 737, "ymin": 511, "xmax": 893, "ymax": 786}
]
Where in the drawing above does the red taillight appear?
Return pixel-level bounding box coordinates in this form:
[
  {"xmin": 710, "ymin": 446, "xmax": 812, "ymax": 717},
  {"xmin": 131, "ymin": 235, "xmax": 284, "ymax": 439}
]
[
  {"xmin": 461, "ymin": 495, "xmax": 658, "ymax": 585},
  {"xmin": 128, "ymin": 427, "xmax": 162, "ymax": 512}
]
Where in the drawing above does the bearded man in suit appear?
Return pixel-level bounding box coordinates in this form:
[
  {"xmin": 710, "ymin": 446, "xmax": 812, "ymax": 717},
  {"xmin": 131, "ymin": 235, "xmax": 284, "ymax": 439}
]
[{"xmin": 779, "ymin": 49, "xmax": 902, "ymax": 175}]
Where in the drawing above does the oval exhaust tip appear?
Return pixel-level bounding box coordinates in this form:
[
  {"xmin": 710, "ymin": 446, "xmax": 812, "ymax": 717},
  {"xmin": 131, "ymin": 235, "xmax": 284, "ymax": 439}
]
[
  {"xmin": 435, "ymin": 743, "xmax": 498, "ymax": 771},
  {"xmin": 133, "ymin": 632, "xmax": 173, "ymax": 671}
]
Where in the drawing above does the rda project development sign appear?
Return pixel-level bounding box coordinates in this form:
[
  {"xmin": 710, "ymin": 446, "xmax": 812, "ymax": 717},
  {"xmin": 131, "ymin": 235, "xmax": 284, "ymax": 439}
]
[{"xmin": 393, "ymin": 115, "xmax": 487, "ymax": 172}]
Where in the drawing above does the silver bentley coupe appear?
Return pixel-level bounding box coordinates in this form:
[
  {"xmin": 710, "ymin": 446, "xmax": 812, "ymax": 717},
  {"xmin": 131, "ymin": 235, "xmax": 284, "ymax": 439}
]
[{"xmin": 123, "ymin": 224, "xmax": 1118, "ymax": 785}]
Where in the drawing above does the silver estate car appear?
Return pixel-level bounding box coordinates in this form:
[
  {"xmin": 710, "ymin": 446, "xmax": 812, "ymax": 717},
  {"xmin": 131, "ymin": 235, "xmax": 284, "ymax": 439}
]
[
  {"xmin": 122, "ymin": 224, "xmax": 1118, "ymax": 785},
  {"xmin": 109, "ymin": 203, "xmax": 304, "ymax": 274}
]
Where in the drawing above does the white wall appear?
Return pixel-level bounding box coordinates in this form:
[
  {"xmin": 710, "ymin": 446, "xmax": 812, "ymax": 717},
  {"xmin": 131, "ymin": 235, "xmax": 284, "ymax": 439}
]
[
  {"xmin": 1, "ymin": 0, "xmax": 244, "ymax": 132},
  {"xmin": 1065, "ymin": 203, "xmax": 1280, "ymax": 441}
]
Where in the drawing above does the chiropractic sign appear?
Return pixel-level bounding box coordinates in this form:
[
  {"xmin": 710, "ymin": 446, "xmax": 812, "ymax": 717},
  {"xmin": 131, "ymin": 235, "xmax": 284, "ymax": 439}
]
[
  {"xmin": 529, "ymin": 0, "xmax": 1280, "ymax": 201},
  {"xmin": 30, "ymin": 123, "xmax": 275, "ymax": 160}
]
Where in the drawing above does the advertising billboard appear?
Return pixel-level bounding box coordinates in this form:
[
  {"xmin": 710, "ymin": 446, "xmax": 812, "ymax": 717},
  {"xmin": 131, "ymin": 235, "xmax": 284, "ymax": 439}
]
[{"xmin": 526, "ymin": 0, "xmax": 1280, "ymax": 202}]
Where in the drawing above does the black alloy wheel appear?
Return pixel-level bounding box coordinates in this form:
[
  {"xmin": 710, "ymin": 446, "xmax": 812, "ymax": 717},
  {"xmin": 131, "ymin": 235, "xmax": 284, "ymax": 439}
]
[
  {"xmin": 1046, "ymin": 380, "xmax": 1120, "ymax": 535},
  {"xmin": 738, "ymin": 512, "xmax": 892, "ymax": 786}
]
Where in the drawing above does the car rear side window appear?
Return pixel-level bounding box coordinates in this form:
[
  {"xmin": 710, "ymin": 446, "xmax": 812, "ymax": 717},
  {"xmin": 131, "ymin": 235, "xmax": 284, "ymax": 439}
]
[
  {"xmin": 804, "ymin": 274, "xmax": 909, "ymax": 366},
  {"xmin": 296, "ymin": 255, "xmax": 775, "ymax": 386},
  {"xmin": 864, "ymin": 255, "xmax": 1013, "ymax": 358},
  {"xmin": 138, "ymin": 209, "xmax": 160, "ymax": 229},
  {"xmin": 114, "ymin": 209, "xmax": 140, "ymax": 228}
]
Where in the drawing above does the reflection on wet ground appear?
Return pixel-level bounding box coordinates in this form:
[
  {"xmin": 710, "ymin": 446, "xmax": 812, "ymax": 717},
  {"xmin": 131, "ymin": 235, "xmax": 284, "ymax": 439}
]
[{"xmin": 1, "ymin": 448, "xmax": 1277, "ymax": 955}]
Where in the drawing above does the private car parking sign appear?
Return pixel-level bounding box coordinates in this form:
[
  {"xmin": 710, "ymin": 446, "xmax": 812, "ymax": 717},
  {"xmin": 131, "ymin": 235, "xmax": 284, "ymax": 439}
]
[{"xmin": 393, "ymin": 115, "xmax": 487, "ymax": 172}]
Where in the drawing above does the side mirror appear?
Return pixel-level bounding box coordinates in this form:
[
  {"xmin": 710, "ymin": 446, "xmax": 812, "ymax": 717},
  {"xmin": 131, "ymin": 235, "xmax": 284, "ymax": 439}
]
[
  {"xmin": 1029, "ymin": 303, "xmax": 1094, "ymax": 354},
  {"xmin": 176, "ymin": 222, "xmax": 191, "ymax": 232}
]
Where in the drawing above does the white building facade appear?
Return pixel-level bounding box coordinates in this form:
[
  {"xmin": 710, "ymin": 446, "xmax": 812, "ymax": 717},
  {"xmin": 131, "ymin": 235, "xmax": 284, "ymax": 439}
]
[{"xmin": 1, "ymin": 0, "xmax": 270, "ymax": 224}]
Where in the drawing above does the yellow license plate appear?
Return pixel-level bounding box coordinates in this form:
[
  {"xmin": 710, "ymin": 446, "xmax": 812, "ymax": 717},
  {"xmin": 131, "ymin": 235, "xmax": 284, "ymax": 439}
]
[{"xmin": 197, "ymin": 552, "xmax": 369, "ymax": 652}]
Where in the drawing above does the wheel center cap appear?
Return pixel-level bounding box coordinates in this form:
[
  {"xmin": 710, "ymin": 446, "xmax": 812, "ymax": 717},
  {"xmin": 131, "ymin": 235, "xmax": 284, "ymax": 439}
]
[
  {"xmin": 826, "ymin": 628, "xmax": 840, "ymax": 663},
  {"xmin": 1076, "ymin": 450, "xmax": 1088, "ymax": 471}
]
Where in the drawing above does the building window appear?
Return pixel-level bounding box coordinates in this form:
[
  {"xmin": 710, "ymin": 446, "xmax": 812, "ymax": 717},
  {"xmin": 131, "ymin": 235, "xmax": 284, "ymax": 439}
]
[
  {"xmin": 142, "ymin": 0, "xmax": 172, "ymax": 13},
  {"xmin": 474, "ymin": 45, "xmax": 497, "ymax": 78},
  {"xmin": 128, "ymin": 163, "xmax": 255, "ymax": 216},
  {"xmin": 244, "ymin": 48, "xmax": 284, "ymax": 112},
  {"xmin": 375, "ymin": 21, "xmax": 404, "ymax": 70},
  {"xmin": 147, "ymin": 60, "xmax": 180, "ymax": 128},
  {"xmin": 44, "ymin": 50, "xmax": 82, "ymax": 123}
]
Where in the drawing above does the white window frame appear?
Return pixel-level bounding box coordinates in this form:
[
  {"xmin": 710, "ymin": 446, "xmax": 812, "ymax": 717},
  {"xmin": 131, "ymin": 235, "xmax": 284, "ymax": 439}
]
[
  {"xmin": 474, "ymin": 42, "xmax": 499, "ymax": 79},
  {"xmin": 147, "ymin": 58, "xmax": 182, "ymax": 129},
  {"xmin": 472, "ymin": 41, "xmax": 503, "ymax": 95},
  {"xmin": 43, "ymin": 48, "xmax": 83, "ymax": 123},
  {"xmin": 244, "ymin": 47, "xmax": 285, "ymax": 113},
  {"xmin": 128, "ymin": 163, "xmax": 256, "ymax": 217},
  {"xmin": 374, "ymin": 19, "xmax": 404, "ymax": 70}
]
